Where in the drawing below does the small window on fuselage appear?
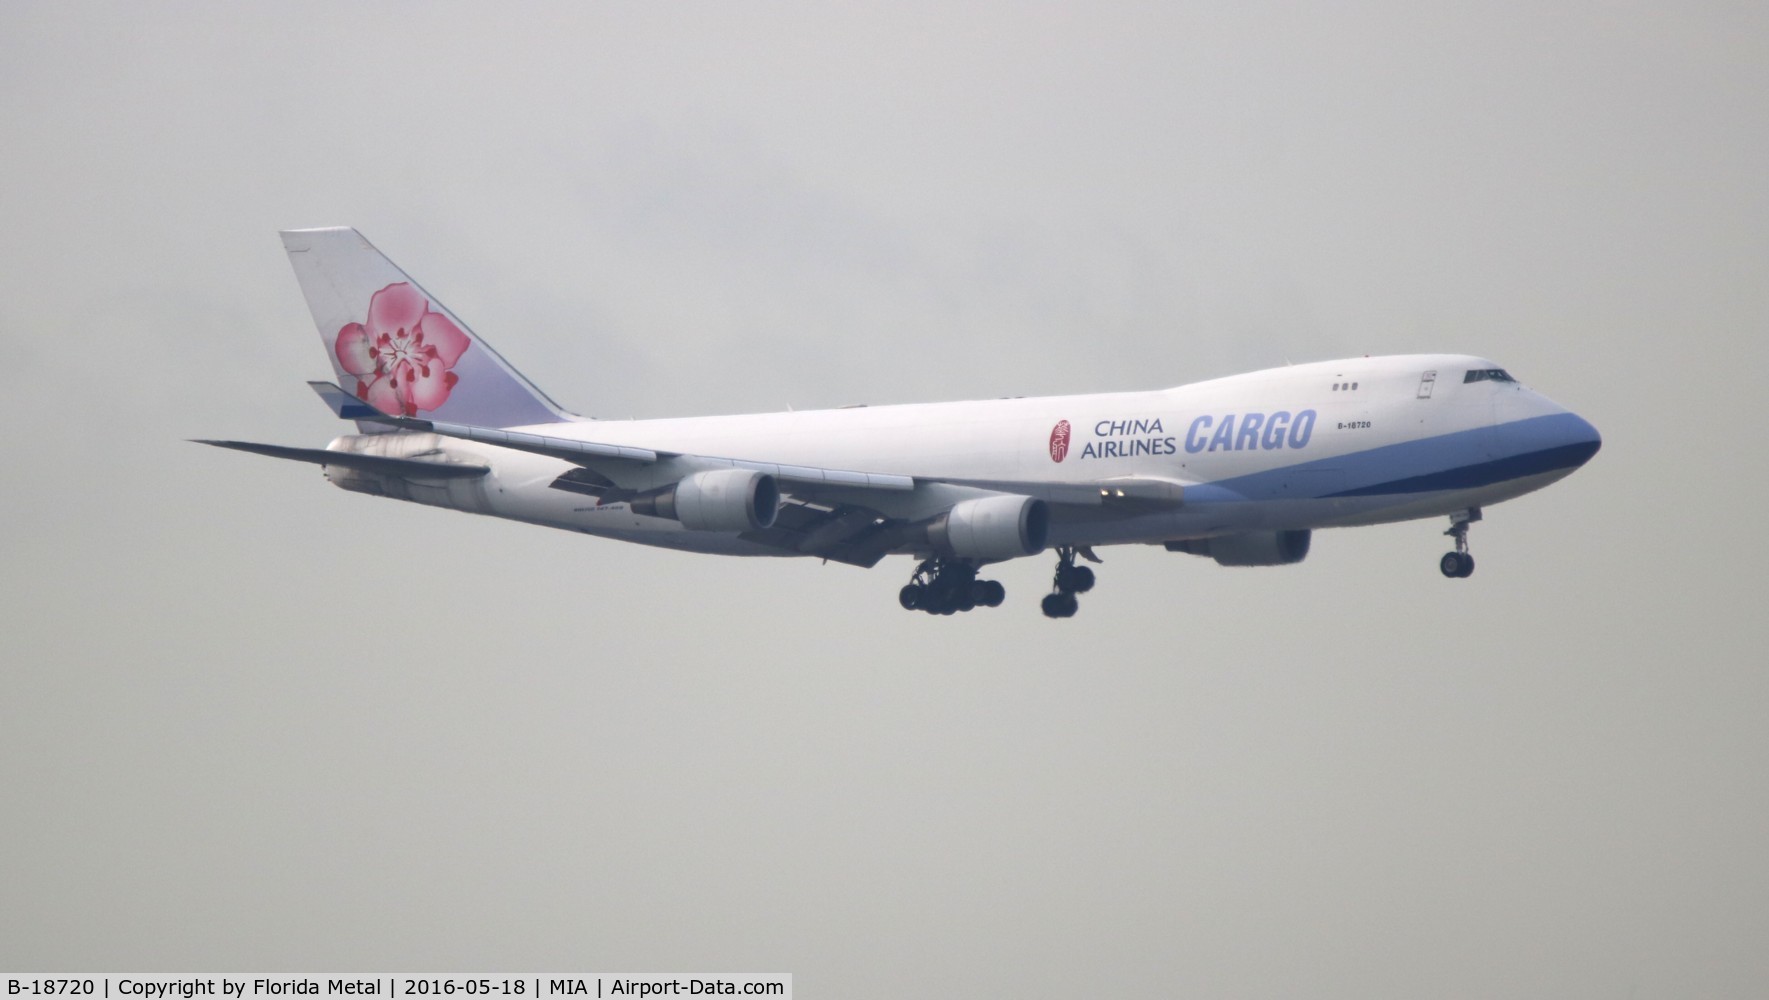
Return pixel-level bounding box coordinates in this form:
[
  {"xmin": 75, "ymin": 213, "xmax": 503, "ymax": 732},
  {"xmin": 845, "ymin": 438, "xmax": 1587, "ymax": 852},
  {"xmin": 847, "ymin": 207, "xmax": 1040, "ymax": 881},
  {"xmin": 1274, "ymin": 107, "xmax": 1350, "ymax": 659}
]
[{"xmin": 1463, "ymin": 368, "xmax": 1516, "ymax": 384}]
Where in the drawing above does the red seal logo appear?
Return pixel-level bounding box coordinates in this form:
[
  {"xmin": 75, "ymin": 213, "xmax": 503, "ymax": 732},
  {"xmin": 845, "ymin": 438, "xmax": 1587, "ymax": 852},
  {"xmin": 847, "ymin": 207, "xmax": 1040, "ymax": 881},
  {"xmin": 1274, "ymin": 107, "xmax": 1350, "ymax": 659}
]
[{"xmin": 1049, "ymin": 420, "xmax": 1071, "ymax": 462}]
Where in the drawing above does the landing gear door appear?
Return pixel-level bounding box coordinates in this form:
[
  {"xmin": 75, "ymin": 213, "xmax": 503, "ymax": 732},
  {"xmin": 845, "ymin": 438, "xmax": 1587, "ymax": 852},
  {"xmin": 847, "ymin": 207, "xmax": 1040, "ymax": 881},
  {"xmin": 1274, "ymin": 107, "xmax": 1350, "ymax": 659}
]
[{"xmin": 1417, "ymin": 370, "xmax": 1437, "ymax": 399}]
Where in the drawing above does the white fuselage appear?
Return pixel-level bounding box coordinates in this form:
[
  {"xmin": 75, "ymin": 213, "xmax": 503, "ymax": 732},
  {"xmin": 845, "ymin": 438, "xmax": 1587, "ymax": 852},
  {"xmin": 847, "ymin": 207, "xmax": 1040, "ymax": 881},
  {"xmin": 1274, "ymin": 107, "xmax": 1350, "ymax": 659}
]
[{"xmin": 324, "ymin": 353, "xmax": 1600, "ymax": 559}]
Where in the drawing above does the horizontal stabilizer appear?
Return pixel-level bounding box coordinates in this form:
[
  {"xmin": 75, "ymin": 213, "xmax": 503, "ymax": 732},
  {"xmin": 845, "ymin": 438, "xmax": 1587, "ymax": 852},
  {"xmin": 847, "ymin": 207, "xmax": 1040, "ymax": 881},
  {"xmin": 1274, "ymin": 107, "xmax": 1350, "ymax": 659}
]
[
  {"xmin": 194, "ymin": 439, "xmax": 490, "ymax": 479},
  {"xmin": 309, "ymin": 380, "xmax": 386, "ymax": 421}
]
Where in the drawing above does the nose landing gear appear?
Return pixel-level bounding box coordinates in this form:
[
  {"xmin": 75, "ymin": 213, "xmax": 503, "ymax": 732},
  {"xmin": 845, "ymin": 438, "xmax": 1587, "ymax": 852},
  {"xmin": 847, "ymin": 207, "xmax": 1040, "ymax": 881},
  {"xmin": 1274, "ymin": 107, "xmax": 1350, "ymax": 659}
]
[
  {"xmin": 899, "ymin": 558, "xmax": 1006, "ymax": 615},
  {"xmin": 1440, "ymin": 508, "xmax": 1480, "ymax": 578},
  {"xmin": 1041, "ymin": 546, "xmax": 1099, "ymax": 618}
]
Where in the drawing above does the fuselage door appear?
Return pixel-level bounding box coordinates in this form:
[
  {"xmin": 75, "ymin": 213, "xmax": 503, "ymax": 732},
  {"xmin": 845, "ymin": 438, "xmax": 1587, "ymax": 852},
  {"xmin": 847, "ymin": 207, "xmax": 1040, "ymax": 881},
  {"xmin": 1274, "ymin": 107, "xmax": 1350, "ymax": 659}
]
[{"xmin": 1417, "ymin": 370, "xmax": 1437, "ymax": 399}]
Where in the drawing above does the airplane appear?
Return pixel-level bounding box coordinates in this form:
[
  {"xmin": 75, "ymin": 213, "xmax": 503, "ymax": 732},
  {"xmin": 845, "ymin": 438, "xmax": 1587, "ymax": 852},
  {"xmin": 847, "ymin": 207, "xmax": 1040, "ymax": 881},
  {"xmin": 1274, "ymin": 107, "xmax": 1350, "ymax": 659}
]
[{"xmin": 201, "ymin": 227, "xmax": 1602, "ymax": 618}]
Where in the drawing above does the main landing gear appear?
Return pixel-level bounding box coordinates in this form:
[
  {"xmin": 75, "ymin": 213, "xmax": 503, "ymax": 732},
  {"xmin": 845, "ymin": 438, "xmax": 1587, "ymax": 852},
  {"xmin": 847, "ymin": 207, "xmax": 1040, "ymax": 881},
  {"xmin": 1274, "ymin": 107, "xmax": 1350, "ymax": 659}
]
[
  {"xmin": 1440, "ymin": 508, "xmax": 1481, "ymax": 578},
  {"xmin": 899, "ymin": 558, "xmax": 1006, "ymax": 615},
  {"xmin": 1041, "ymin": 546, "xmax": 1099, "ymax": 619}
]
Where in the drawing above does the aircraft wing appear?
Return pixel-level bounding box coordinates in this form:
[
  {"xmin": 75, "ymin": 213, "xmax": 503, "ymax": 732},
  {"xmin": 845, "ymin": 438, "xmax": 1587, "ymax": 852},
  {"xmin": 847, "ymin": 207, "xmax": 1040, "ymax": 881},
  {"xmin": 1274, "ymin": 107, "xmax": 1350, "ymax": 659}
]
[
  {"xmin": 194, "ymin": 439, "xmax": 491, "ymax": 479},
  {"xmin": 543, "ymin": 464, "xmax": 906, "ymax": 566},
  {"xmin": 310, "ymin": 381, "xmax": 928, "ymax": 565}
]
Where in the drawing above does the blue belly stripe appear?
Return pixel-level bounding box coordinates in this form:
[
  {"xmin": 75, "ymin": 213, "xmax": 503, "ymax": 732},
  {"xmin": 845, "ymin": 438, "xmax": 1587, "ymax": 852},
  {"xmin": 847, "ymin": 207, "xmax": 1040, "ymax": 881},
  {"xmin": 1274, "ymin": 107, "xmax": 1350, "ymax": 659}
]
[
  {"xmin": 1322, "ymin": 440, "xmax": 1600, "ymax": 497},
  {"xmin": 1198, "ymin": 412, "xmax": 1598, "ymax": 501}
]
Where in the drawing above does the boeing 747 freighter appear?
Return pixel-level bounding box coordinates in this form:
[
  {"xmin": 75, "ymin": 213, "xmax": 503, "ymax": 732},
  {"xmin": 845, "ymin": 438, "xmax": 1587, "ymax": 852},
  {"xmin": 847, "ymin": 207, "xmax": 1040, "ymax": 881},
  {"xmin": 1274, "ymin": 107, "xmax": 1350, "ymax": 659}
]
[{"xmin": 202, "ymin": 228, "xmax": 1601, "ymax": 618}]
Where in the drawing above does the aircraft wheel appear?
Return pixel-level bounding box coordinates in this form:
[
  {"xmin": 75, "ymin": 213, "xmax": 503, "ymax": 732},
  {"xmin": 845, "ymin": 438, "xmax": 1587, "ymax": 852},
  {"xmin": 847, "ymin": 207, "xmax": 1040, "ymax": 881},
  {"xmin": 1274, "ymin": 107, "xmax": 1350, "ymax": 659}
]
[
  {"xmin": 1041, "ymin": 592, "xmax": 1079, "ymax": 619},
  {"xmin": 1440, "ymin": 552, "xmax": 1475, "ymax": 578},
  {"xmin": 1063, "ymin": 565, "xmax": 1096, "ymax": 593},
  {"xmin": 899, "ymin": 584, "xmax": 924, "ymax": 610},
  {"xmin": 977, "ymin": 580, "xmax": 1006, "ymax": 608}
]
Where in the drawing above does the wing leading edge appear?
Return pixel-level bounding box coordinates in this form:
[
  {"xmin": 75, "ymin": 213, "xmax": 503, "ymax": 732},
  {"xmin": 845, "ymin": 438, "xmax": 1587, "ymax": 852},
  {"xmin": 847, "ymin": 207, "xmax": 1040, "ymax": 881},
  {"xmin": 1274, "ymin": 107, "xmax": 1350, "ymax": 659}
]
[{"xmin": 194, "ymin": 439, "xmax": 490, "ymax": 479}]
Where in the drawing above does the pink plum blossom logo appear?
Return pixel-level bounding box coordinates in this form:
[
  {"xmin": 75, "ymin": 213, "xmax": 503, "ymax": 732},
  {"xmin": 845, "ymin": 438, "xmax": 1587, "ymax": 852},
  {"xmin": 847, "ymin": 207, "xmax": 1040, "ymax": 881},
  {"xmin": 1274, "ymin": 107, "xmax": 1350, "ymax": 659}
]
[
  {"xmin": 1049, "ymin": 420, "xmax": 1071, "ymax": 463},
  {"xmin": 334, "ymin": 283, "xmax": 471, "ymax": 416}
]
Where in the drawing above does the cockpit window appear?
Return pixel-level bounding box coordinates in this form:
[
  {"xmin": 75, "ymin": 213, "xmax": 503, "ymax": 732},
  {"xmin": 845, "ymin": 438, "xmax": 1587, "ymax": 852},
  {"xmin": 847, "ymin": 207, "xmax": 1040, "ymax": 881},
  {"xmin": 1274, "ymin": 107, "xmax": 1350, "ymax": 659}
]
[{"xmin": 1463, "ymin": 368, "xmax": 1516, "ymax": 384}]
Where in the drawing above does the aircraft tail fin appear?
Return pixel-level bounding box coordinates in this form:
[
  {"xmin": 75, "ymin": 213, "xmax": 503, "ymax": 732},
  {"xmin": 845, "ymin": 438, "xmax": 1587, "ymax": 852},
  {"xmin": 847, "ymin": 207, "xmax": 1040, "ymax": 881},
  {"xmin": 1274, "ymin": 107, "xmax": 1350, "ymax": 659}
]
[{"xmin": 280, "ymin": 227, "xmax": 572, "ymax": 429}]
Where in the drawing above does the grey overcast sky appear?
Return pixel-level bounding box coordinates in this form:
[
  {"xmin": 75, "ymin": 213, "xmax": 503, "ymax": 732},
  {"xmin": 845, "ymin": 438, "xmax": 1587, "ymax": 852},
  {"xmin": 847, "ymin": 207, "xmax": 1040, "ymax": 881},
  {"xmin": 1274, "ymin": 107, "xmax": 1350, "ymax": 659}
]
[{"xmin": 3, "ymin": 2, "xmax": 1765, "ymax": 996}]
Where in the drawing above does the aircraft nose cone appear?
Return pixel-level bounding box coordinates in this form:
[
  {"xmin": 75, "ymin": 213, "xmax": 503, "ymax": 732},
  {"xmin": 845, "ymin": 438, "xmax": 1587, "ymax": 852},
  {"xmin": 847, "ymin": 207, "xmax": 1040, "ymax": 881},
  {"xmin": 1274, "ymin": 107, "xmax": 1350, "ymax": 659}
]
[{"xmin": 1562, "ymin": 411, "xmax": 1601, "ymax": 467}]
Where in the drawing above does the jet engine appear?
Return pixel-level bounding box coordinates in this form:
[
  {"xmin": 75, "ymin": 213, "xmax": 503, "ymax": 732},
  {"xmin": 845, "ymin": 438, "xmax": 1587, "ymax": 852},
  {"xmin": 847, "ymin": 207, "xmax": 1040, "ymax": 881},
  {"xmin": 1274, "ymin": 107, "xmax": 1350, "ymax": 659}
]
[
  {"xmin": 1164, "ymin": 529, "xmax": 1311, "ymax": 567},
  {"xmin": 928, "ymin": 495, "xmax": 1049, "ymax": 561},
  {"xmin": 631, "ymin": 469, "xmax": 779, "ymax": 532}
]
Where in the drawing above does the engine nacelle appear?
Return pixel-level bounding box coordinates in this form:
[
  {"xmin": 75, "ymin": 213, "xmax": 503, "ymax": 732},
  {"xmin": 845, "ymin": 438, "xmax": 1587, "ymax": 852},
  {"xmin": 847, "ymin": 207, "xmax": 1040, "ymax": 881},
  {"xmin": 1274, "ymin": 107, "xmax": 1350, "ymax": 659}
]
[
  {"xmin": 631, "ymin": 469, "xmax": 779, "ymax": 532},
  {"xmin": 1165, "ymin": 529, "xmax": 1311, "ymax": 567},
  {"xmin": 928, "ymin": 495, "xmax": 1049, "ymax": 561}
]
